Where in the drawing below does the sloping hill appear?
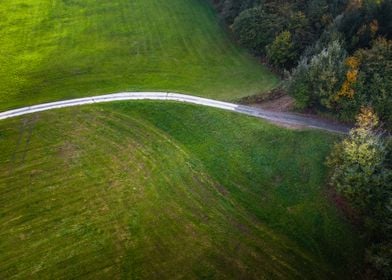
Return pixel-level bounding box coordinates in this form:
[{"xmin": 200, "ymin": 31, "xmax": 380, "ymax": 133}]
[
  {"xmin": 0, "ymin": 0, "xmax": 277, "ymax": 110},
  {"xmin": 0, "ymin": 103, "xmax": 363, "ymax": 279}
]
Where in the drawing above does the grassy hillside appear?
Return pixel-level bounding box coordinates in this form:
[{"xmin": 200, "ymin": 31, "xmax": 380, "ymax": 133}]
[
  {"xmin": 0, "ymin": 0, "xmax": 278, "ymax": 111},
  {"xmin": 0, "ymin": 103, "xmax": 363, "ymax": 279}
]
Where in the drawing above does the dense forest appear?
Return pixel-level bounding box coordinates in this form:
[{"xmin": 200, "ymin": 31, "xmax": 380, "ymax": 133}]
[{"xmin": 213, "ymin": 0, "xmax": 392, "ymax": 278}]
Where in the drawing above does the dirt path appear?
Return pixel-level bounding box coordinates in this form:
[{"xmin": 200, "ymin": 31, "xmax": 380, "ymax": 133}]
[{"xmin": 0, "ymin": 92, "xmax": 351, "ymax": 134}]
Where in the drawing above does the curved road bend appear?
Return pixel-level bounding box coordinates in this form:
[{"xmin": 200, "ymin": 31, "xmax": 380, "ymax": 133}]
[{"xmin": 0, "ymin": 92, "xmax": 351, "ymax": 134}]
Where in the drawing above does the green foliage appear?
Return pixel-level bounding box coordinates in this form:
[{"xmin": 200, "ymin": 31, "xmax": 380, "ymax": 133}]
[
  {"xmin": 324, "ymin": 38, "xmax": 392, "ymax": 126},
  {"xmin": 217, "ymin": 0, "xmax": 349, "ymax": 63},
  {"xmin": 215, "ymin": 0, "xmax": 391, "ymax": 131},
  {"xmin": 327, "ymin": 108, "xmax": 389, "ymax": 213},
  {"xmin": 232, "ymin": 6, "xmax": 281, "ymax": 54},
  {"xmin": 288, "ymin": 40, "xmax": 347, "ymax": 109},
  {"xmin": 354, "ymin": 38, "xmax": 392, "ymax": 130},
  {"xmin": 220, "ymin": 0, "xmax": 242, "ymax": 23},
  {"xmin": 307, "ymin": 40, "xmax": 347, "ymax": 109},
  {"xmin": 367, "ymin": 241, "xmax": 392, "ymax": 279},
  {"xmin": 215, "ymin": 0, "xmax": 390, "ymax": 76},
  {"xmin": 337, "ymin": 0, "xmax": 392, "ymax": 51},
  {"xmin": 290, "ymin": 30, "xmax": 391, "ymax": 127},
  {"xmin": 219, "ymin": 0, "xmax": 259, "ymax": 23},
  {"xmin": 306, "ymin": 0, "xmax": 331, "ymax": 32},
  {"xmin": 266, "ymin": 31, "xmax": 298, "ymax": 68},
  {"xmin": 289, "ymin": 11, "xmax": 317, "ymax": 53},
  {"xmin": 286, "ymin": 59, "xmax": 312, "ymax": 109}
]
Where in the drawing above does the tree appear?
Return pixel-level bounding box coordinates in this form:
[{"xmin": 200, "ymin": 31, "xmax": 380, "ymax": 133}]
[
  {"xmin": 327, "ymin": 107, "xmax": 391, "ymax": 226},
  {"xmin": 287, "ymin": 40, "xmax": 347, "ymax": 109},
  {"xmin": 221, "ymin": 0, "xmax": 242, "ymax": 24},
  {"xmin": 219, "ymin": 0, "xmax": 259, "ymax": 24},
  {"xmin": 327, "ymin": 107, "xmax": 392, "ymax": 278},
  {"xmin": 286, "ymin": 57, "xmax": 312, "ymax": 109},
  {"xmin": 354, "ymin": 38, "xmax": 392, "ymax": 130},
  {"xmin": 232, "ymin": 6, "xmax": 283, "ymax": 55},
  {"xmin": 266, "ymin": 31, "xmax": 298, "ymax": 68},
  {"xmin": 308, "ymin": 40, "xmax": 347, "ymax": 109},
  {"xmin": 306, "ymin": 0, "xmax": 330, "ymax": 33},
  {"xmin": 288, "ymin": 11, "xmax": 317, "ymax": 54}
]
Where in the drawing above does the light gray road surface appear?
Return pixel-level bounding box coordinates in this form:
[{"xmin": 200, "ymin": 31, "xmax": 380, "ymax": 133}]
[{"xmin": 0, "ymin": 92, "xmax": 350, "ymax": 134}]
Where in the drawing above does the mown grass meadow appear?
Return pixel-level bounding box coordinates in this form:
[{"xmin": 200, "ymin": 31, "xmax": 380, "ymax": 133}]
[
  {"xmin": 0, "ymin": 0, "xmax": 278, "ymax": 111},
  {"xmin": 0, "ymin": 103, "xmax": 363, "ymax": 279}
]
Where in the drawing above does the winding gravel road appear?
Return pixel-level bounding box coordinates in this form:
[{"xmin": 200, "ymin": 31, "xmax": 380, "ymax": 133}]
[{"xmin": 0, "ymin": 92, "xmax": 350, "ymax": 134}]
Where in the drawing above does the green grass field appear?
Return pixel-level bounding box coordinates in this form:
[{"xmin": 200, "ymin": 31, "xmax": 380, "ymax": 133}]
[
  {"xmin": 0, "ymin": 102, "xmax": 363, "ymax": 279},
  {"xmin": 0, "ymin": 0, "xmax": 278, "ymax": 111}
]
